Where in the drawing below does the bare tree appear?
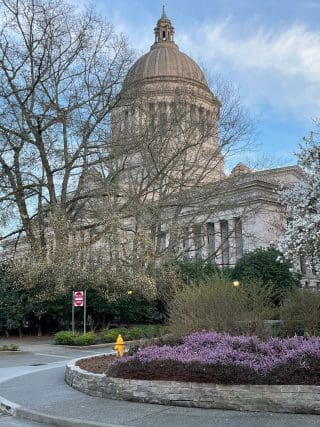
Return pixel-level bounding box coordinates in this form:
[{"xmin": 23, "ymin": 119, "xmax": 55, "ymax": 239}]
[
  {"xmin": 0, "ymin": 1, "xmax": 257, "ymax": 289},
  {"xmin": 78, "ymin": 80, "xmax": 257, "ymax": 276},
  {"xmin": 0, "ymin": 0, "xmax": 133, "ymax": 257}
]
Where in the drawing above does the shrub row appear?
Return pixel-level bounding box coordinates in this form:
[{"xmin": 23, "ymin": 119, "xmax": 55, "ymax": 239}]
[
  {"xmin": 103, "ymin": 325, "xmax": 168, "ymax": 343},
  {"xmin": 54, "ymin": 331, "xmax": 96, "ymax": 346},
  {"xmin": 0, "ymin": 343, "xmax": 19, "ymax": 351}
]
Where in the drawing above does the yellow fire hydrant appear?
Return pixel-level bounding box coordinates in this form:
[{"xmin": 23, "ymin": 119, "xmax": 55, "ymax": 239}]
[{"xmin": 114, "ymin": 334, "xmax": 125, "ymax": 357}]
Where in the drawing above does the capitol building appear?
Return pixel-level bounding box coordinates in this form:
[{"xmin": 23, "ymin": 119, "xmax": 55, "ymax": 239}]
[
  {"xmin": 1, "ymin": 7, "xmax": 316, "ymax": 288},
  {"xmin": 107, "ymin": 8, "xmax": 311, "ymax": 282}
]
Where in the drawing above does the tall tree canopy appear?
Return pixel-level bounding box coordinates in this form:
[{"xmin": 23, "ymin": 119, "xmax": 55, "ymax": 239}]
[
  {"xmin": 0, "ymin": 0, "xmax": 133, "ymax": 255},
  {"xmin": 0, "ymin": 0, "xmax": 254, "ymax": 283}
]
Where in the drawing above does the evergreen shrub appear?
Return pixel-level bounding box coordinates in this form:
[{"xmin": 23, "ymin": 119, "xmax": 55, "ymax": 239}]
[
  {"xmin": 54, "ymin": 331, "xmax": 96, "ymax": 346},
  {"xmin": 232, "ymin": 247, "xmax": 299, "ymax": 304},
  {"xmin": 103, "ymin": 325, "xmax": 168, "ymax": 343}
]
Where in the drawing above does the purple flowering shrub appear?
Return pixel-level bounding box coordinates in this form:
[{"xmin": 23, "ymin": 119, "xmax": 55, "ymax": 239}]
[{"xmin": 108, "ymin": 332, "xmax": 320, "ymax": 384}]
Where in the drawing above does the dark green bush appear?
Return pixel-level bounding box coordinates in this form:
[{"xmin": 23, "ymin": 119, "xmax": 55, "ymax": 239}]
[
  {"xmin": 232, "ymin": 247, "xmax": 299, "ymax": 304},
  {"xmin": 54, "ymin": 331, "xmax": 76, "ymax": 345},
  {"xmin": 103, "ymin": 328, "xmax": 129, "ymax": 343},
  {"xmin": 0, "ymin": 263, "xmax": 28, "ymax": 336},
  {"xmin": 175, "ymin": 260, "xmax": 219, "ymax": 285},
  {"xmin": 125, "ymin": 326, "xmax": 145, "ymax": 340},
  {"xmin": 111, "ymin": 294, "xmax": 162, "ymax": 324},
  {"xmin": 54, "ymin": 331, "xmax": 96, "ymax": 346},
  {"xmin": 0, "ymin": 343, "xmax": 19, "ymax": 351},
  {"xmin": 103, "ymin": 325, "xmax": 168, "ymax": 343},
  {"xmin": 72, "ymin": 332, "xmax": 96, "ymax": 346}
]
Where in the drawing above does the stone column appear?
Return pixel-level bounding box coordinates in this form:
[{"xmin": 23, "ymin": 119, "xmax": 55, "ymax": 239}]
[
  {"xmin": 220, "ymin": 219, "xmax": 230, "ymax": 267},
  {"xmin": 183, "ymin": 227, "xmax": 192, "ymax": 259},
  {"xmin": 214, "ymin": 221, "xmax": 223, "ymax": 267},
  {"xmin": 206, "ymin": 222, "xmax": 215, "ymax": 263},
  {"xmin": 229, "ymin": 218, "xmax": 237, "ymax": 267}
]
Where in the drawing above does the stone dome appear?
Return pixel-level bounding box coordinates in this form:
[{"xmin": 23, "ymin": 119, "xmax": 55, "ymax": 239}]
[
  {"xmin": 124, "ymin": 44, "xmax": 208, "ymax": 89},
  {"xmin": 123, "ymin": 7, "xmax": 209, "ymax": 92}
]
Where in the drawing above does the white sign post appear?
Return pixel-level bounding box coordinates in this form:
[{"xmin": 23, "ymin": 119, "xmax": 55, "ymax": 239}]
[{"xmin": 72, "ymin": 291, "xmax": 87, "ymax": 335}]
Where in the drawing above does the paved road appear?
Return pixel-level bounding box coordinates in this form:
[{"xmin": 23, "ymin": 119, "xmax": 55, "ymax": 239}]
[
  {"xmin": 0, "ymin": 415, "xmax": 46, "ymax": 426},
  {"xmin": 1, "ymin": 338, "xmax": 320, "ymax": 427}
]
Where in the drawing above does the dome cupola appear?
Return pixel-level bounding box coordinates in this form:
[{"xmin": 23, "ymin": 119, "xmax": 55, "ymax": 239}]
[
  {"xmin": 153, "ymin": 5, "xmax": 175, "ymax": 45},
  {"xmin": 122, "ymin": 7, "xmax": 212, "ymax": 94}
]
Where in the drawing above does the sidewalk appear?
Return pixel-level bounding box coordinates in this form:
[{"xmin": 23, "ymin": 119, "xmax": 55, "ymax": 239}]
[{"xmin": 0, "ymin": 336, "xmax": 54, "ymax": 351}]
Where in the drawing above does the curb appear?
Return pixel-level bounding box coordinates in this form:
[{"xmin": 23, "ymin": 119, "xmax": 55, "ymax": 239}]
[
  {"xmin": 56, "ymin": 342, "xmax": 115, "ymax": 350},
  {"xmin": 0, "ymin": 396, "xmax": 18, "ymax": 415},
  {"xmin": 66, "ymin": 356, "xmax": 320, "ymax": 416},
  {"xmin": 0, "ymin": 351, "xmax": 30, "ymax": 355},
  {"xmin": 55, "ymin": 339, "xmax": 141, "ymax": 350},
  {"xmin": 0, "ymin": 394, "xmax": 129, "ymax": 427}
]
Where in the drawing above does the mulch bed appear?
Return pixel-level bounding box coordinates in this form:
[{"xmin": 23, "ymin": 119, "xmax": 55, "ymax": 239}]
[
  {"xmin": 76, "ymin": 354, "xmax": 116, "ymax": 374},
  {"xmin": 76, "ymin": 354, "xmax": 320, "ymax": 386}
]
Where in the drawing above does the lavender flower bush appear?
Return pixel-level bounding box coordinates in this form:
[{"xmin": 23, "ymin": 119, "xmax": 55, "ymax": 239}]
[{"xmin": 109, "ymin": 332, "xmax": 320, "ymax": 384}]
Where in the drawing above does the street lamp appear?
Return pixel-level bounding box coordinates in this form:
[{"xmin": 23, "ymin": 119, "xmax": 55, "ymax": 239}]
[{"xmin": 232, "ymin": 280, "xmax": 240, "ymax": 288}]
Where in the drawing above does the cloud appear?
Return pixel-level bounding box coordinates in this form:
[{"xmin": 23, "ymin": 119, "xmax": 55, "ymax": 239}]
[{"xmin": 179, "ymin": 20, "xmax": 320, "ymax": 121}]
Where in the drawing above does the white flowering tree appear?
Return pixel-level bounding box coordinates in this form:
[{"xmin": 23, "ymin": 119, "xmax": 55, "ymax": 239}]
[{"xmin": 279, "ymin": 126, "xmax": 320, "ymax": 276}]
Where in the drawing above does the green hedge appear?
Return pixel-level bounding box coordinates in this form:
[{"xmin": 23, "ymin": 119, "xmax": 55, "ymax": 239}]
[
  {"xmin": 0, "ymin": 343, "xmax": 19, "ymax": 351},
  {"xmin": 54, "ymin": 331, "xmax": 96, "ymax": 346},
  {"xmin": 103, "ymin": 325, "xmax": 168, "ymax": 343}
]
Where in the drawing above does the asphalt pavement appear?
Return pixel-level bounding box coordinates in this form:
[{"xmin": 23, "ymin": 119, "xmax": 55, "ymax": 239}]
[
  {"xmin": 0, "ymin": 415, "xmax": 46, "ymax": 426},
  {"xmin": 1, "ymin": 337, "xmax": 320, "ymax": 427}
]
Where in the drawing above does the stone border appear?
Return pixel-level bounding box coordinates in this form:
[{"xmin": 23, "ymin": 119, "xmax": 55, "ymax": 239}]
[{"xmin": 65, "ymin": 355, "xmax": 320, "ymax": 414}]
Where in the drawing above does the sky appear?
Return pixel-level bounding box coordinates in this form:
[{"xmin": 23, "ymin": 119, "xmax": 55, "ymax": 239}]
[{"xmin": 73, "ymin": 0, "xmax": 320, "ymax": 169}]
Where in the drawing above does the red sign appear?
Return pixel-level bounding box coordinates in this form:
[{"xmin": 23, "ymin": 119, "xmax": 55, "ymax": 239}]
[{"xmin": 74, "ymin": 291, "xmax": 84, "ymax": 307}]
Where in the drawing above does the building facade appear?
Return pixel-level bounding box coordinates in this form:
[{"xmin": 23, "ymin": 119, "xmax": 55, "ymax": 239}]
[
  {"xmin": 110, "ymin": 8, "xmax": 316, "ymax": 283},
  {"xmin": 1, "ymin": 8, "xmax": 317, "ymax": 289}
]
